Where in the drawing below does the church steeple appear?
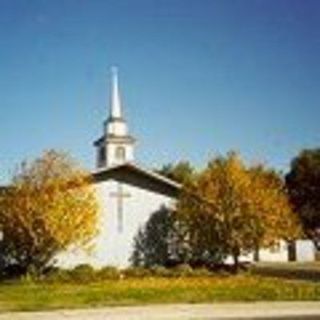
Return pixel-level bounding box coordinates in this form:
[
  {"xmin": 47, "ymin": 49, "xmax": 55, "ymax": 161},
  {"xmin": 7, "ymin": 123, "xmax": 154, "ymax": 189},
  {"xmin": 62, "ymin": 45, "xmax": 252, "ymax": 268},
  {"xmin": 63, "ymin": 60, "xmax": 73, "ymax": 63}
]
[
  {"xmin": 110, "ymin": 66, "xmax": 122, "ymax": 119},
  {"xmin": 105, "ymin": 67, "xmax": 128, "ymax": 137},
  {"xmin": 94, "ymin": 67, "xmax": 135, "ymax": 169}
]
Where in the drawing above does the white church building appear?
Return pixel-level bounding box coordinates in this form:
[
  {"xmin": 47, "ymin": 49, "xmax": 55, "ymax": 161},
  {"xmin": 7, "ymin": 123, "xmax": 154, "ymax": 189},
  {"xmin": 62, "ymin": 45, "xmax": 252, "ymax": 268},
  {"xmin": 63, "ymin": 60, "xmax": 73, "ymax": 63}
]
[
  {"xmin": 56, "ymin": 68, "xmax": 315, "ymax": 268},
  {"xmin": 56, "ymin": 68, "xmax": 180, "ymax": 268}
]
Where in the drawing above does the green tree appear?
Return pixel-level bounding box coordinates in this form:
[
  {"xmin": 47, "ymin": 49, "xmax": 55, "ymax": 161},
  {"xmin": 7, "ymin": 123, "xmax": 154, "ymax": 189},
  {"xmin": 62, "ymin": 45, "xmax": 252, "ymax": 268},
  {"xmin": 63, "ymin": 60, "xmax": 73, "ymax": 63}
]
[
  {"xmin": 177, "ymin": 152, "xmax": 301, "ymax": 271},
  {"xmin": 0, "ymin": 150, "xmax": 98, "ymax": 274},
  {"xmin": 156, "ymin": 161, "xmax": 195, "ymax": 185},
  {"xmin": 131, "ymin": 207, "xmax": 175, "ymax": 267},
  {"xmin": 286, "ymin": 148, "xmax": 320, "ymax": 239}
]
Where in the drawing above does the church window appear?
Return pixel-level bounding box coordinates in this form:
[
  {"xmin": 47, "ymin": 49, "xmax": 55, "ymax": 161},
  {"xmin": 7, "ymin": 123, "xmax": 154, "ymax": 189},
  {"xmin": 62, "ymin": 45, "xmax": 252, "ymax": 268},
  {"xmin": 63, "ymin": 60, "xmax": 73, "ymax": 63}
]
[
  {"xmin": 115, "ymin": 146, "xmax": 126, "ymax": 161},
  {"xmin": 99, "ymin": 146, "xmax": 106, "ymax": 166}
]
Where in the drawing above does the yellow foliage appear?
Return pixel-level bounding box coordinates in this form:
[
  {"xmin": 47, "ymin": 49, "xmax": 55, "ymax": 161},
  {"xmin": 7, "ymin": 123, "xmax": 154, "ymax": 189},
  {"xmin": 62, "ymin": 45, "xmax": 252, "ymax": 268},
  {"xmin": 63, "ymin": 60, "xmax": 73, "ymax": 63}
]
[
  {"xmin": 0, "ymin": 150, "xmax": 98, "ymax": 272},
  {"xmin": 177, "ymin": 152, "xmax": 302, "ymax": 266}
]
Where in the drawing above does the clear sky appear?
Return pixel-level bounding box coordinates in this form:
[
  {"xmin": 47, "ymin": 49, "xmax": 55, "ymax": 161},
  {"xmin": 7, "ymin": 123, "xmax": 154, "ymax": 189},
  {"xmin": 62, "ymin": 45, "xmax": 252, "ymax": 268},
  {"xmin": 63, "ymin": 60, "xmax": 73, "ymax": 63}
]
[{"xmin": 0, "ymin": 0, "xmax": 319, "ymax": 183}]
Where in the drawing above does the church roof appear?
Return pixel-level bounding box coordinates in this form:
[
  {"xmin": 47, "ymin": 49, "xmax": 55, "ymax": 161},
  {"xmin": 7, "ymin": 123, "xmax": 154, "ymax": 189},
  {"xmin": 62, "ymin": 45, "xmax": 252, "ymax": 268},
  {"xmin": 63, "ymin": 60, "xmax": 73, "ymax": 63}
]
[
  {"xmin": 93, "ymin": 134, "xmax": 135, "ymax": 147},
  {"xmin": 92, "ymin": 162, "xmax": 181, "ymax": 198}
]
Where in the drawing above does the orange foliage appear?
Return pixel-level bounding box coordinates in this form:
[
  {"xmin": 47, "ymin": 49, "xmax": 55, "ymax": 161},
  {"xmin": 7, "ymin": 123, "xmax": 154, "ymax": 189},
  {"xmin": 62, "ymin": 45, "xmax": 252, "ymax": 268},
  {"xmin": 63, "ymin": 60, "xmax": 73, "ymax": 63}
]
[
  {"xmin": 177, "ymin": 152, "xmax": 301, "ymax": 267},
  {"xmin": 0, "ymin": 150, "xmax": 98, "ymax": 273}
]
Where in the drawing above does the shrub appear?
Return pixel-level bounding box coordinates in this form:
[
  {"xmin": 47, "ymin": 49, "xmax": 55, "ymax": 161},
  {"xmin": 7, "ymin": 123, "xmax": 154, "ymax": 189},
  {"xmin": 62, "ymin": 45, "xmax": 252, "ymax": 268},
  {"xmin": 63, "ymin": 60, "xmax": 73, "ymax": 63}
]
[
  {"xmin": 44, "ymin": 268, "xmax": 72, "ymax": 283},
  {"xmin": 0, "ymin": 264, "xmax": 29, "ymax": 280},
  {"xmin": 150, "ymin": 265, "xmax": 172, "ymax": 277},
  {"xmin": 97, "ymin": 266, "xmax": 120, "ymax": 280},
  {"xmin": 44, "ymin": 265, "xmax": 121, "ymax": 283},
  {"xmin": 191, "ymin": 267, "xmax": 213, "ymax": 277},
  {"xmin": 172, "ymin": 264, "xmax": 194, "ymax": 277},
  {"xmin": 122, "ymin": 265, "xmax": 214, "ymax": 278},
  {"xmin": 250, "ymin": 263, "xmax": 320, "ymax": 282},
  {"xmin": 69, "ymin": 264, "xmax": 95, "ymax": 282},
  {"xmin": 123, "ymin": 267, "xmax": 152, "ymax": 278}
]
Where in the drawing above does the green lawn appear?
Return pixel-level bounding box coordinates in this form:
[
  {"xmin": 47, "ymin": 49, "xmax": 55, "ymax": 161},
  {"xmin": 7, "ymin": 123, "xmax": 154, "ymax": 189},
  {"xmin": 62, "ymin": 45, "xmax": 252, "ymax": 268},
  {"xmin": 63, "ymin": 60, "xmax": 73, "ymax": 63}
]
[{"xmin": 0, "ymin": 275, "xmax": 320, "ymax": 312}]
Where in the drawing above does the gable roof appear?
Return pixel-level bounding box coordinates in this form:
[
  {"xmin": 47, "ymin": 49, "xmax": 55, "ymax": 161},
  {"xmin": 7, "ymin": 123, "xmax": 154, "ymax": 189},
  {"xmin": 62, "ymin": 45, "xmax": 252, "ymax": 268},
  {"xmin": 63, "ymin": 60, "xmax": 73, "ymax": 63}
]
[{"xmin": 92, "ymin": 162, "xmax": 181, "ymax": 198}]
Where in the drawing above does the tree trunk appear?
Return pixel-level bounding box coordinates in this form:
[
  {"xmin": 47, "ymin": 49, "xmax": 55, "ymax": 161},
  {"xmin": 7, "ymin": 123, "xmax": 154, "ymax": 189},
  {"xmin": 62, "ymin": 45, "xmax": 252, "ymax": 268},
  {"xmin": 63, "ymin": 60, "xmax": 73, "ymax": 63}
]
[
  {"xmin": 232, "ymin": 247, "xmax": 240, "ymax": 273},
  {"xmin": 254, "ymin": 244, "xmax": 260, "ymax": 262}
]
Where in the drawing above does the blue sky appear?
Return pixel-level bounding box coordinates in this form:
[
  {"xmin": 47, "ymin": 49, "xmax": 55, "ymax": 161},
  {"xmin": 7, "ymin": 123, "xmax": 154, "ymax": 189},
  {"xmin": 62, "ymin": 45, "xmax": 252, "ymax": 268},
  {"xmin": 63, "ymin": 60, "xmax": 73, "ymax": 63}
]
[{"xmin": 0, "ymin": 0, "xmax": 319, "ymax": 183}]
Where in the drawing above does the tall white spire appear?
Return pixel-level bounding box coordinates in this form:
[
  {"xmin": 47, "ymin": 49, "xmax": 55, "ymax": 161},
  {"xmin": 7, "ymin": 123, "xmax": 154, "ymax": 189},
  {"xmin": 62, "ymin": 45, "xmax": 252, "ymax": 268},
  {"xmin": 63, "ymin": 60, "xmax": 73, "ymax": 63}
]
[
  {"xmin": 110, "ymin": 66, "xmax": 122, "ymax": 119},
  {"xmin": 95, "ymin": 67, "xmax": 135, "ymax": 169}
]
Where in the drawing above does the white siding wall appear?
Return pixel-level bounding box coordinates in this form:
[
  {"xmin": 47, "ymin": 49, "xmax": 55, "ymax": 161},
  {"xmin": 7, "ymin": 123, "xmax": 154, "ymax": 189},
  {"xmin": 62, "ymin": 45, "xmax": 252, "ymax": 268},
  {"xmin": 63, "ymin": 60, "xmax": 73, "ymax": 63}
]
[
  {"xmin": 106, "ymin": 143, "xmax": 134, "ymax": 167},
  {"xmin": 296, "ymin": 240, "xmax": 315, "ymax": 262},
  {"xmin": 224, "ymin": 241, "xmax": 289, "ymax": 264},
  {"xmin": 55, "ymin": 179, "xmax": 175, "ymax": 269},
  {"xmin": 258, "ymin": 241, "xmax": 289, "ymax": 262}
]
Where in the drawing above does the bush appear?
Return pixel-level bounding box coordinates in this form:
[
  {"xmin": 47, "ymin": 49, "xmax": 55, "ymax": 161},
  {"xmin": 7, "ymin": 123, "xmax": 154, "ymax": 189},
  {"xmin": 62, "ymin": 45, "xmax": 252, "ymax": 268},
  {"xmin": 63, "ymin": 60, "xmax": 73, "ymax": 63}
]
[
  {"xmin": 69, "ymin": 264, "xmax": 95, "ymax": 282},
  {"xmin": 172, "ymin": 264, "xmax": 194, "ymax": 277},
  {"xmin": 150, "ymin": 265, "xmax": 172, "ymax": 277},
  {"xmin": 41, "ymin": 264, "xmax": 215, "ymax": 283},
  {"xmin": 1, "ymin": 264, "xmax": 28, "ymax": 280},
  {"xmin": 122, "ymin": 265, "xmax": 214, "ymax": 278},
  {"xmin": 191, "ymin": 267, "xmax": 213, "ymax": 277},
  {"xmin": 250, "ymin": 263, "xmax": 320, "ymax": 282},
  {"xmin": 44, "ymin": 268, "xmax": 72, "ymax": 283},
  {"xmin": 97, "ymin": 266, "xmax": 120, "ymax": 280},
  {"xmin": 123, "ymin": 267, "xmax": 152, "ymax": 278},
  {"xmin": 170, "ymin": 264, "xmax": 214, "ymax": 277},
  {"xmin": 44, "ymin": 265, "xmax": 121, "ymax": 283}
]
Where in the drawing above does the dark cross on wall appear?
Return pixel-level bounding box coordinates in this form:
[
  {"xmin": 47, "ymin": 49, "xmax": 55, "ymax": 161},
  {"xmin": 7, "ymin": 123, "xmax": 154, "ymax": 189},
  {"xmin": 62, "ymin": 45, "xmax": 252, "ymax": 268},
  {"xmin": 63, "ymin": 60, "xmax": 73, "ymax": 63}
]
[{"xmin": 110, "ymin": 183, "xmax": 131, "ymax": 233}]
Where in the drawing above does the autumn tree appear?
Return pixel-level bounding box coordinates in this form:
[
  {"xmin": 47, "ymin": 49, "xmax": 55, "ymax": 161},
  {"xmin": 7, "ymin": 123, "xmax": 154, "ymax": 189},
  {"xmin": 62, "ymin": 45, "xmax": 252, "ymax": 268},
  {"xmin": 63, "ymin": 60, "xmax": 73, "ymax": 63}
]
[
  {"xmin": 286, "ymin": 149, "xmax": 320, "ymax": 241},
  {"xmin": 156, "ymin": 161, "xmax": 195, "ymax": 185},
  {"xmin": 177, "ymin": 152, "xmax": 301, "ymax": 271},
  {"xmin": 0, "ymin": 150, "xmax": 98, "ymax": 274}
]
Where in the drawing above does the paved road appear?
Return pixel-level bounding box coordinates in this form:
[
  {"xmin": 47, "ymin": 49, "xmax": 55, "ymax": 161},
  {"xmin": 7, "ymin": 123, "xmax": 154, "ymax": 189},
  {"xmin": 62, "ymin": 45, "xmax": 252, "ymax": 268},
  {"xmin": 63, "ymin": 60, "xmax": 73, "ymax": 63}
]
[{"xmin": 1, "ymin": 302, "xmax": 320, "ymax": 319}]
